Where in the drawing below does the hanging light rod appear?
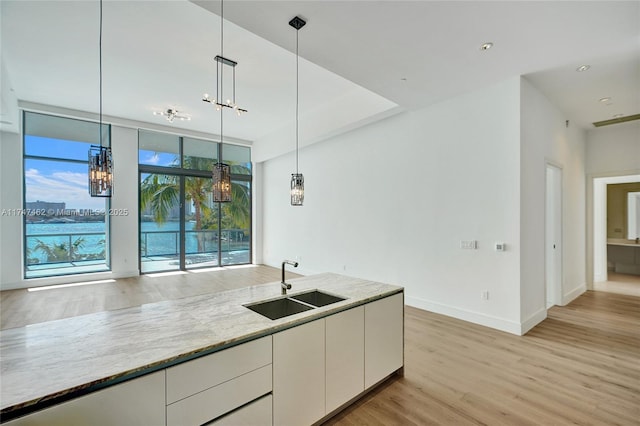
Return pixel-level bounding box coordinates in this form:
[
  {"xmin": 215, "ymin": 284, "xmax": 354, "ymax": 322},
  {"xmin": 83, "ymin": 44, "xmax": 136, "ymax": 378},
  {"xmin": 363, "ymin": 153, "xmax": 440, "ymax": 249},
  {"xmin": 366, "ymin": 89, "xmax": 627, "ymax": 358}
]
[
  {"xmin": 88, "ymin": 0, "xmax": 112, "ymax": 198},
  {"xmin": 210, "ymin": 0, "xmax": 232, "ymax": 202},
  {"xmin": 289, "ymin": 15, "xmax": 306, "ymax": 206}
]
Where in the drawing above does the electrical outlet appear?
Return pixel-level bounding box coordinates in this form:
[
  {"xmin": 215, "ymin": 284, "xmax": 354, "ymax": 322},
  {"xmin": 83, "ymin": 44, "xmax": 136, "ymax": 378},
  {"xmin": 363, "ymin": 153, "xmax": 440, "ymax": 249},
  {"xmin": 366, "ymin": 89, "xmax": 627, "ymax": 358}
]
[{"xmin": 481, "ymin": 291, "xmax": 489, "ymax": 300}]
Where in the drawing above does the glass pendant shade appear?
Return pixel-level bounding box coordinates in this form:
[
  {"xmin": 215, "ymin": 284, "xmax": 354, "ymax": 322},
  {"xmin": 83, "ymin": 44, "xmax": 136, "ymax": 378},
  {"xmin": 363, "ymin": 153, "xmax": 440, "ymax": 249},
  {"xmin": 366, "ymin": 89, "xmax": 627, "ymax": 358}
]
[
  {"xmin": 290, "ymin": 173, "xmax": 304, "ymax": 206},
  {"xmin": 88, "ymin": 145, "xmax": 113, "ymax": 197},
  {"xmin": 213, "ymin": 162, "xmax": 232, "ymax": 202}
]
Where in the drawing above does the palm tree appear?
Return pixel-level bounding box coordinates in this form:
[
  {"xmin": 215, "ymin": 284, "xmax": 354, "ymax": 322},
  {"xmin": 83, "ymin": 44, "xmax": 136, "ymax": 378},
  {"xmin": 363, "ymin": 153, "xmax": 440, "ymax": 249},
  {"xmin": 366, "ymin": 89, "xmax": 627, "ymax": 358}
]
[
  {"xmin": 139, "ymin": 174, "xmax": 180, "ymax": 224},
  {"xmin": 34, "ymin": 237, "xmax": 86, "ymax": 263},
  {"xmin": 139, "ymin": 158, "xmax": 250, "ymax": 253}
]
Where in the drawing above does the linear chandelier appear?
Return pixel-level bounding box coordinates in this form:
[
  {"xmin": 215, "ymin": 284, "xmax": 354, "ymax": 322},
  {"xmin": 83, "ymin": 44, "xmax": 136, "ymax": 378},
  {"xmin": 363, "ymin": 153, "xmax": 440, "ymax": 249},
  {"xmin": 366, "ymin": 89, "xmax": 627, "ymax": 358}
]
[
  {"xmin": 289, "ymin": 16, "xmax": 306, "ymax": 206},
  {"xmin": 202, "ymin": 56, "xmax": 248, "ymax": 117},
  {"xmin": 88, "ymin": 0, "xmax": 112, "ymax": 198}
]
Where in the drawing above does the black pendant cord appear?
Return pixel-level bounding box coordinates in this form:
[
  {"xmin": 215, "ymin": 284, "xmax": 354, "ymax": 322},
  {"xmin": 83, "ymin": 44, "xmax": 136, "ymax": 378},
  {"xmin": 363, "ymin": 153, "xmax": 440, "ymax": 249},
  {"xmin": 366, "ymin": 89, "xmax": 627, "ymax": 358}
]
[
  {"xmin": 219, "ymin": 0, "xmax": 224, "ymax": 157},
  {"xmin": 295, "ymin": 28, "xmax": 299, "ymax": 175},
  {"xmin": 99, "ymin": 0, "xmax": 103, "ymax": 148}
]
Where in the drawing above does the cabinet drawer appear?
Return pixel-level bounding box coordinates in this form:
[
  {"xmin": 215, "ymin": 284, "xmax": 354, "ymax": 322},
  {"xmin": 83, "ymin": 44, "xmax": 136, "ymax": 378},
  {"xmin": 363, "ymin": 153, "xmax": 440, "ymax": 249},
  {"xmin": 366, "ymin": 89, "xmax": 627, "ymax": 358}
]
[
  {"xmin": 166, "ymin": 336, "xmax": 271, "ymax": 404},
  {"xmin": 167, "ymin": 364, "xmax": 272, "ymax": 426},
  {"xmin": 210, "ymin": 394, "xmax": 272, "ymax": 426},
  {"xmin": 3, "ymin": 371, "xmax": 165, "ymax": 426}
]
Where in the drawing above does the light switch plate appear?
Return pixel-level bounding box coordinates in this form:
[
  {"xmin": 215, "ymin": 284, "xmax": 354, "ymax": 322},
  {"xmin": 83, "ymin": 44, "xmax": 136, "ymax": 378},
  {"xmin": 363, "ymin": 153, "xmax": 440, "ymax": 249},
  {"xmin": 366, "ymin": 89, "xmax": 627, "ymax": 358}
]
[{"xmin": 461, "ymin": 240, "xmax": 478, "ymax": 250}]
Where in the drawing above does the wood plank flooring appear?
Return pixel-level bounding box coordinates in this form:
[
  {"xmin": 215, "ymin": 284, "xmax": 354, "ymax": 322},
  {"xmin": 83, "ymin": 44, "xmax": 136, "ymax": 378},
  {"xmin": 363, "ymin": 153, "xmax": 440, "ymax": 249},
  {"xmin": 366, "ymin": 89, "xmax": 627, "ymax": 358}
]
[
  {"xmin": 325, "ymin": 290, "xmax": 640, "ymax": 426},
  {"xmin": 2, "ymin": 267, "xmax": 638, "ymax": 425}
]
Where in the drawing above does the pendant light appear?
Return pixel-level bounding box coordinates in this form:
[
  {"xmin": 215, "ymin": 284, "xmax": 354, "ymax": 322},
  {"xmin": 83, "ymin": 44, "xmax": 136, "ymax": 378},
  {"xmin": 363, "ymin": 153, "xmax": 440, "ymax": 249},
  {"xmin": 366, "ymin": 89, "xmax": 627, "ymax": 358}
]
[
  {"xmin": 289, "ymin": 16, "xmax": 306, "ymax": 206},
  {"xmin": 209, "ymin": 0, "xmax": 233, "ymax": 202},
  {"xmin": 88, "ymin": 0, "xmax": 113, "ymax": 198}
]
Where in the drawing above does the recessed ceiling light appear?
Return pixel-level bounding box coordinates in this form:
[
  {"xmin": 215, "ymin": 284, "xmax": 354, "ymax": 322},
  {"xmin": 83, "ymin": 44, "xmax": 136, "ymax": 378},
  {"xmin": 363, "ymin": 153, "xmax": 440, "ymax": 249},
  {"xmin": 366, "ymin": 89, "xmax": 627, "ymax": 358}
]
[
  {"xmin": 480, "ymin": 42, "xmax": 493, "ymax": 51},
  {"xmin": 613, "ymin": 114, "xmax": 624, "ymax": 118},
  {"xmin": 599, "ymin": 97, "xmax": 611, "ymax": 103},
  {"xmin": 576, "ymin": 65, "xmax": 590, "ymax": 72}
]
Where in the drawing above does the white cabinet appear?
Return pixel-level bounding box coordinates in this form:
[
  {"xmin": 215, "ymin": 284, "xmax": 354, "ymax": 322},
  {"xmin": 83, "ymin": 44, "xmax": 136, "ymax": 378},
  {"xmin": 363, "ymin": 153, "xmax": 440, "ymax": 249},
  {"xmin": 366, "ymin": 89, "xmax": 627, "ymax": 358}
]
[
  {"xmin": 211, "ymin": 394, "xmax": 272, "ymax": 426},
  {"xmin": 4, "ymin": 371, "xmax": 165, "ymax": 426},
  {"xmin": 326, "ymin": 306, "xmax": 364, "ymax": 414},
  {"xmin": 166, "ymin": 336, "xmax": 272, "ymax": 426},
  {"xmin": 364, "ymin": 293, "xmax": 404, "ymax": 388},
  {"xmin": 273, "ymin": 319, "xmax": 325, "ymax": 426},
  {"xmin": 272, "ymin": 293, "xmax": 403, "ymax": 425}
]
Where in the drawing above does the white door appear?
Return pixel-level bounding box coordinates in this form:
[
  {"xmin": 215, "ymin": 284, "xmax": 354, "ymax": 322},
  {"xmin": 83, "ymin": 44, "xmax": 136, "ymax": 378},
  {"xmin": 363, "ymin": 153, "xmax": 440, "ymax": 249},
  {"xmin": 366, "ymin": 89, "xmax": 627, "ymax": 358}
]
[{"xmin": 545, "ymin": 164, "xmax": 562, "ymax": 308}]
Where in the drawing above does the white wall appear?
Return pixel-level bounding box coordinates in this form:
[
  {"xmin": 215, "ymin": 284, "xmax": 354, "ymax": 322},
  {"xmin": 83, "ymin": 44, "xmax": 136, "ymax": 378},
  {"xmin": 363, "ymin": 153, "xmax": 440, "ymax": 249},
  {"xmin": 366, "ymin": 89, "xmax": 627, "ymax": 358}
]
[
  {"xmin": 519, "ymin": 78, "xmax": 587, "ymax": 332},
  {"xmin": 109, "ymin": 126, "xmax": 140, "ymax": 278},
  {"xmin": 0, "ymin": 130, "xmax": 22, "ymax": 287},
  {"xmin": 260, "ymin": 77, "xmax": 525, "ymax": 334},
  {"xmin": 586, "ymin": 121, "xmax": 640, "ymax": 176},
  {"xmin": 0, "ymin": 124, "xmax": 140, "ymax": 290}
]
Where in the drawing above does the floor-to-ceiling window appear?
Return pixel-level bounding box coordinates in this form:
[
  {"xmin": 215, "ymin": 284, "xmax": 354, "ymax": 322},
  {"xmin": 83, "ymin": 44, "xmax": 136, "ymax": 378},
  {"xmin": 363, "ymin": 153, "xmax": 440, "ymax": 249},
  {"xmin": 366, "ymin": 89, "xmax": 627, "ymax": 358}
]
[
  {"xmin": 138, "ymin": 130, "xmax": 251, "ymax": 273},
  {"xmin": 23, "ymin": 111, "xmax": 111, "ymax": 278}
]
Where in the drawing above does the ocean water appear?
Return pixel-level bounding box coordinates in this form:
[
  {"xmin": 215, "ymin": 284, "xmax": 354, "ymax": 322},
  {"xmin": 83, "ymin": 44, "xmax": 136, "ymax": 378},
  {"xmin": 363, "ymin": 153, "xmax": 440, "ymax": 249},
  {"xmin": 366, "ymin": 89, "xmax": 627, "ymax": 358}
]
[{"xmin": 26, "ymin": 221, "xmax": 247, "ymax": 263}]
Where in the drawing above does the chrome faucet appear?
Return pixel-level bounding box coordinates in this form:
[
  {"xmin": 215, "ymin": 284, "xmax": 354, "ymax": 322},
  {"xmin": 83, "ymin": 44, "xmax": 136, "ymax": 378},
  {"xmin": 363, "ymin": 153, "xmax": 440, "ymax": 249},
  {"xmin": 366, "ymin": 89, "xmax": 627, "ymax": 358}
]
[{"xmin": 281, "ymin": 260, "xmax": 299, "ymax": 295}]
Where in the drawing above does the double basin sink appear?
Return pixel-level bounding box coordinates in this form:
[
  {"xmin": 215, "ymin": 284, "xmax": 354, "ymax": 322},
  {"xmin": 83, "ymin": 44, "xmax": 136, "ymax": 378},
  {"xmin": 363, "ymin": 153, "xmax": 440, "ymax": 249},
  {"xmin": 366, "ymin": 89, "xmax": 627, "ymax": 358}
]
[{"xmin": 244, "ymin": 290, "xmax": 346, "ymax": 320}]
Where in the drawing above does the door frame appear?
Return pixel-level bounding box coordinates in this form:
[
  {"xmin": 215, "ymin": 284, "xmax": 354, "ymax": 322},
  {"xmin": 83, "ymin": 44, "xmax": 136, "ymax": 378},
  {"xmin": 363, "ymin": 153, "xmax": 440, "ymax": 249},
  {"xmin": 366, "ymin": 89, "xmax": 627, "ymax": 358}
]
[
  {"xmin": 545, "ymin": 162, "xmax": 563, "ymax": 308},
  {"xmin": 589, "ymin": 173, "xmax": 640, "ymax": 286}
]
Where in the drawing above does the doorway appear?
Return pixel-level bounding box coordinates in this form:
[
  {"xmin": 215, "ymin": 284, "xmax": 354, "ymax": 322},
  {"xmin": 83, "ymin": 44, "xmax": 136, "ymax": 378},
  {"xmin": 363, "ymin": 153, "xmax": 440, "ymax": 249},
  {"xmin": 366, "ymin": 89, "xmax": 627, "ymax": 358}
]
[
  {"xmin": 545, "ymin": 164, "xmax": 562, "ymax": 308},
  {"xmin": 592, "ymin": 174, "xmax": 640, "ymax": 296}
]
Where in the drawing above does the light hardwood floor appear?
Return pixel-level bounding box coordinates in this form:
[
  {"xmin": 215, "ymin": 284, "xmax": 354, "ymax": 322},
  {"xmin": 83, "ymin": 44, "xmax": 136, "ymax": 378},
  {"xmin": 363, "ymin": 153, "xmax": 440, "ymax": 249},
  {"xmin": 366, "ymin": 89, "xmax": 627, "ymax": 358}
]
[
  {"xmin": 594, "ymin": 271, "xmax": 640, "ymax": 297},
  {"xmin": 326, "ymin": 290, "xmax": 640, "ymax": 426},
  {"xmin": 2, "ymin": 267, "xmax": 639, "ymax": 425}
]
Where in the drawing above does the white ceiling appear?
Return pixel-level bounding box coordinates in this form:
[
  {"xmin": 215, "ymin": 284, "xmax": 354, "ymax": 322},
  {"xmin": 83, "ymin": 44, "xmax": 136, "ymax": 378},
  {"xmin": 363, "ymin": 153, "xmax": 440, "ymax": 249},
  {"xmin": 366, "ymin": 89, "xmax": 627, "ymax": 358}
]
[{"xmin": 1, "ymin": 1, "xmax": 639, "ymax": 161}]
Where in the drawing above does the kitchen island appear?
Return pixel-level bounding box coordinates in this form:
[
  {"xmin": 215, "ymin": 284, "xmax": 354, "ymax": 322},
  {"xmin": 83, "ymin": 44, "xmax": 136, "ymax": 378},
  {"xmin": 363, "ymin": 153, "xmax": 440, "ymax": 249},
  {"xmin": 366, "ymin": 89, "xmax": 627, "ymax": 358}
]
[{"xmin": 0, "ymin": 273, "xmax": 404, "ymax": 425}]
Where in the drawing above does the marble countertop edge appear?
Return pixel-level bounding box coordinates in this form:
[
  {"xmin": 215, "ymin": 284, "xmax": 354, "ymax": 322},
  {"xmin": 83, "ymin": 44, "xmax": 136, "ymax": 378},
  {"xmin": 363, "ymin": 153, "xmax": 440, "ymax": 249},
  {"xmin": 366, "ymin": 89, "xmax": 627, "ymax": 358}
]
[{"xmin": 0, "ymin": 273, "xmax": 403, "ymax": 417}]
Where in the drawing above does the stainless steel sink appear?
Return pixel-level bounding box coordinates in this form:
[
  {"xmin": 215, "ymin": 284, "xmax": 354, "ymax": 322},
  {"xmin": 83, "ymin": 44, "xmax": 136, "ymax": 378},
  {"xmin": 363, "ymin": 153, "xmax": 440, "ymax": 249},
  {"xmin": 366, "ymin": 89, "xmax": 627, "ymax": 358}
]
[
  {"xmin": 244, "ymin": 297, "xmax": 314, "ymax": 320},
  {"xmin": 290, "ymin": 290, "xmax": 345, "ymax": 307}
]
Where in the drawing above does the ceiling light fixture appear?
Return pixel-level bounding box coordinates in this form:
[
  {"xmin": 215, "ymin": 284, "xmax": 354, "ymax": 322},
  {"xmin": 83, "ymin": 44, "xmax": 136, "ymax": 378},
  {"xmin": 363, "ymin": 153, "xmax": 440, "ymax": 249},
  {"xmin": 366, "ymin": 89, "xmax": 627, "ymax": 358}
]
[
  {"xmin": 599, "ymin": 97, "xmax": 611, "ymax": 103},
  {"xmin": 210, "ymin": 0, "xmax": 232, "ymax": 202},
  {"xmin": 480, "ymin": 42, "xmax": 493, "ymax": 51},
  {"xmin": 201, "ymin": 20, "xmax": 248, "ymax": 117},
  {"xmin": 289, "ymin": 16, "xmax": 306, "ymax": 207},
  {"xmin": 153, "ymin": 108, "xmax": 191, "ymax": 123},
  {"xmin": 88, "ymin": 0, "xmax": 112, "ymax": 198},
  {"xmin": 576, "ymin": 65, "xmax": 591, "ymax": 72}
]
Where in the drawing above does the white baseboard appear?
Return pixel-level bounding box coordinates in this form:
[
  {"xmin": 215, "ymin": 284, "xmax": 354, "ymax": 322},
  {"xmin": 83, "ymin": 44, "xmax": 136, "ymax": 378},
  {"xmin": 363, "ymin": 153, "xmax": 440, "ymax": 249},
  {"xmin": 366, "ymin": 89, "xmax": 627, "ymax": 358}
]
[
  {"xmin": 562, "ymin": 283, "xmax": 587, "ymax": 305},
  {"xmin": 1, "ymin": 270, "xmax": 140, "ymax": 291},
  {"xmin": 405, "ymin": 296, "xmax": 523, "ymax": 335},
  {"xmin": 521, "ymin": 308, "xmax": 547, "ymax": 335}
]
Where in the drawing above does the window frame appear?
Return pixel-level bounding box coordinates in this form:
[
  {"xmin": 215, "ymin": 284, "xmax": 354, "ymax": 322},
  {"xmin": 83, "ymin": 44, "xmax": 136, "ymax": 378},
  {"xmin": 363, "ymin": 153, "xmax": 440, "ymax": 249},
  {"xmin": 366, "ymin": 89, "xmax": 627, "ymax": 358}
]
[
  {"xmin": 22, "ymin": 111, "xmax": 112, "ymax": 279},
  {"xmin": 138, "ymin": 131, "xmax": 252, "ymax": 273}
]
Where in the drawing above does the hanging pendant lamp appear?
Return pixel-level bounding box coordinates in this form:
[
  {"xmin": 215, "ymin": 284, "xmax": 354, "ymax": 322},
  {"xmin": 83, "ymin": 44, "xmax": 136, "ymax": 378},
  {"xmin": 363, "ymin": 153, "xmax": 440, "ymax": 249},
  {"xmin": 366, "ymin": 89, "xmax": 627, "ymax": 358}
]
[
  {"xmin": 89, "ymin": 0, "xmax": 113, "ymax": 197},
  {"xmin": 289, "ymin": 16, "xmax": 306, "ymax": 206},
  {"xmin": 211, "ymin": 0, "xmax": 232, "ymax": 202}
]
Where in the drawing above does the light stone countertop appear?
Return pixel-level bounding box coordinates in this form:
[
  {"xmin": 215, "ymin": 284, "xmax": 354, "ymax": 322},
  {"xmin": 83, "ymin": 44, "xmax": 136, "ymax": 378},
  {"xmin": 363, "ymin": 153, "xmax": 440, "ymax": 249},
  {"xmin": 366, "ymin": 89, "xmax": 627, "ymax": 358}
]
[
  {"xmin": 607, "ymin": 238, "xmax": 640, "ymax": 248},
  {"xmin": 0, "ymin": 273, "xmax": 403, "ymax": 417}
]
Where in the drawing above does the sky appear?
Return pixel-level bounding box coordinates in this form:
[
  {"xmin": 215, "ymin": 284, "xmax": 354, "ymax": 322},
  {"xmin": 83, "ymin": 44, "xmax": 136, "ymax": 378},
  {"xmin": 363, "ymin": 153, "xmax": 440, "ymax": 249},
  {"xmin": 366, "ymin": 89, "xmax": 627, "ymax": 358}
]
[
  {"xmin": 23, "ymin": 135, "xmax": 249, "ymax": 211},
  {"xmin": 24, "ymin": 136, "xmax": 110, "ymax": 211}
]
